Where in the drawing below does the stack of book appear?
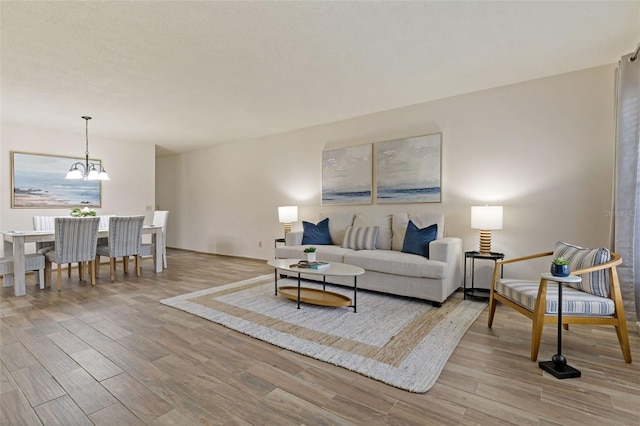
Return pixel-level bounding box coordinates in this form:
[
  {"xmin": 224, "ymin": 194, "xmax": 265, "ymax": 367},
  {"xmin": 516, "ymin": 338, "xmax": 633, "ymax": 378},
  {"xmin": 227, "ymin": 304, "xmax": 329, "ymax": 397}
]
[{"xmin": 291, "ymin": 260, "xmax": 331, "ymax": 270}]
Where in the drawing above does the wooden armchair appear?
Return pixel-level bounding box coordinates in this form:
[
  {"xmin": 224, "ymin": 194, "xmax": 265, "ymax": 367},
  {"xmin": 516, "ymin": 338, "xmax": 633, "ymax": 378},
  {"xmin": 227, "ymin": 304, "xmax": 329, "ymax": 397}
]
[{"xmin": 488, "ymin": 248, "xmax": 631, "ymax": 363}]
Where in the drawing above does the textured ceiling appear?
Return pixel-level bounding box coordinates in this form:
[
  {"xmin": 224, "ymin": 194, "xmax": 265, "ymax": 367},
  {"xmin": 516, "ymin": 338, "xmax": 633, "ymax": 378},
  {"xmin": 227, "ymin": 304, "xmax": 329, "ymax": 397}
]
[{"xmin": 2, "ymin": 1, "xmax": 639, "ymax": 156}]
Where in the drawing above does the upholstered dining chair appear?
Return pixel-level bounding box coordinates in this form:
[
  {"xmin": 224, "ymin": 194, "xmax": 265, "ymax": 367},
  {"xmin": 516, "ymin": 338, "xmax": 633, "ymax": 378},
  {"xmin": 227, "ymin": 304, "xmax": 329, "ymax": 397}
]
[
  {"xmin": 98, "ymin": 215, "xmax": 114, "ymax": 230},
  {"xmin": 96, "ymin": 214, "xmax": 114, "ymax": 261},
  {"xmin": 32, "ymin": 216, "xmax": 56, "ymax": 254},
  {"xmin": 33, "ymin": 215, "xmax": 80, "ymax": 278},
  {"xmin": 140, "ymin": 210, "xmax": 169, "ymax": 269},
  {"xmin": 488, "ymin": 241, "xmax": 631, "ymax": 363},
  {"xmin": 44, "ymin": 217, "xmax": 101, "ymax": 290},
  {"xmin": 96, "ymin": 215, "xmax": 145, "ymax": 282}
]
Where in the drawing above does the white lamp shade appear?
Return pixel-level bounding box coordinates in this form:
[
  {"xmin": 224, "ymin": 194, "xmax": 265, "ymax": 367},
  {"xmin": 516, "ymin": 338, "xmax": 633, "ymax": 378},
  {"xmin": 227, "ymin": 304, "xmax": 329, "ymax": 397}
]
[
  {"xmin": 66, "ymin": 169, "xmax": 83, "ymax": 179},
  {"xmin": 471, "ymin": 205, "xmax": 503, "ymax": 230},
  {"xmin": 278, "ymin": 206, "xmax": 298, "ymax": 223},
  {"xmin": 87, "ymin": 169, "xmax": 100, "ymax": 180}
]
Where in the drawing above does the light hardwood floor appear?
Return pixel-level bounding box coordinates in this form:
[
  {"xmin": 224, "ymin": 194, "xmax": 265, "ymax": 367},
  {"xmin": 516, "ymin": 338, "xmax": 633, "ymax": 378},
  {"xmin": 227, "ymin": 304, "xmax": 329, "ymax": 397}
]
[{"xmin": 1, "ymin": 250, "xmax": 639, "ymax": 425}]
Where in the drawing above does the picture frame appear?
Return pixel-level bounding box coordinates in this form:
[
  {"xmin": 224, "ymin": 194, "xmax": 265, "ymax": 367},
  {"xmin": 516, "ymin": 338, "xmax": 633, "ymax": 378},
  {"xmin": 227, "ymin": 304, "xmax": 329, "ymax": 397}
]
[
  {"xmin": 376, "ymin": 133, "xmax": 442, "ymax": 203},
  {"xmin": 322, "ymin": 144, "xmax": 373, "ymax": 205},
  {"xmin": 11, "ymin": 151, "xmax": 102, "ymax": 208}
]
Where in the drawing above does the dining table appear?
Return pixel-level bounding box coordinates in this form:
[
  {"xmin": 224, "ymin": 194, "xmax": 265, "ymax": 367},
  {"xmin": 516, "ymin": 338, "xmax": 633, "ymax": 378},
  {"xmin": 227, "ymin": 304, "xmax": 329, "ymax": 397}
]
[{"xmin": 2, "ymin": 225, "xmax": 163, "ymax": 296}]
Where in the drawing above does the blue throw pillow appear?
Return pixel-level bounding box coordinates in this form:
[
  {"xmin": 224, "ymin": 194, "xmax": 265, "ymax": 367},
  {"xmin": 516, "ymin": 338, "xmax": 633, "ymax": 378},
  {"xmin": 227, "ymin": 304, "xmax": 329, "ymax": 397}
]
[
  {"xmin": 301, "ymin": 218, "xmax": 333, "ymax": 245},
  {"xmin": 401, "ymin": 221, "xmax": 438, "ymax": 258}
]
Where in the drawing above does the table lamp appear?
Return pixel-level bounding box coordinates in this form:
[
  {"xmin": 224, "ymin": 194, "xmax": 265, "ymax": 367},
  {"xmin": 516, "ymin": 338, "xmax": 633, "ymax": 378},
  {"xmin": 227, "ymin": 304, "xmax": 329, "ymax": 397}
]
[
  {"xmin": 471, "ymin": 205, "xmax": 503, "ymax": 255},
  {"xmin": 278, "ymin": 206, "xmax": 298, "ymax": 238}
]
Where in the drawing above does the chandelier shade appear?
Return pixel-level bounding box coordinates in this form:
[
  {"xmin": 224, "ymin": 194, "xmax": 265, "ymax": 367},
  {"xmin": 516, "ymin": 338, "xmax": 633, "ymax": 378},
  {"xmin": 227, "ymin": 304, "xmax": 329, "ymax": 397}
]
[{"xmin": 65, "ymin": 116, "xmax": 109, "ymax": 181}]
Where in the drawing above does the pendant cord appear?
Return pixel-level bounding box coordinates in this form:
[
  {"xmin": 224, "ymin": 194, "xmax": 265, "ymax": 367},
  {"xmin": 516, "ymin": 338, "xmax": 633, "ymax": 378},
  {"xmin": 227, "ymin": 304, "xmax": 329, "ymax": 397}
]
[{"xmin": 82, "ymin": 116, "xmax": 92, "ymax": 171}]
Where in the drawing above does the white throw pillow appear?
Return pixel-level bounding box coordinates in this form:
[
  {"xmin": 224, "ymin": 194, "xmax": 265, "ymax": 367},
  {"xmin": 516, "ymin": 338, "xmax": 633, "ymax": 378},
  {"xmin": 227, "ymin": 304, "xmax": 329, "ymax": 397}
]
[
  {"xmin": 319, "ymin": 212, "xmax": 354, "ymax": 246},
  {"xmin": 353, "ymin": 213, "xmax": 392, "ymax": 250}
]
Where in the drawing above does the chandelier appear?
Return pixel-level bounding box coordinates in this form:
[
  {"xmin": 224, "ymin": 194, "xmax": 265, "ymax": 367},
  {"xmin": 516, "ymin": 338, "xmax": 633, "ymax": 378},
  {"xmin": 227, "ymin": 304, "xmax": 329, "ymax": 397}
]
[{"xmin": 65, "ymin": 116, "xmax": 110, "ymax": 180}]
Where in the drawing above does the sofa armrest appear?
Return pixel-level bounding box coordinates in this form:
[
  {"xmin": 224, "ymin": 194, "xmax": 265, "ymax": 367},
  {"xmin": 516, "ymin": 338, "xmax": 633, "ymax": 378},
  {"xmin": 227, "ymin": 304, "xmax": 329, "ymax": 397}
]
[
  {"xmin": 285, "ymin": 231, "xmax": 303, "ymax": 246},
  {"xmin": 430, "ymin": 237, "xmax": 463, "ymax": 291},
  {"xmin": 429, "ymin": 237, "xmax": 462, "ymax": 263}
]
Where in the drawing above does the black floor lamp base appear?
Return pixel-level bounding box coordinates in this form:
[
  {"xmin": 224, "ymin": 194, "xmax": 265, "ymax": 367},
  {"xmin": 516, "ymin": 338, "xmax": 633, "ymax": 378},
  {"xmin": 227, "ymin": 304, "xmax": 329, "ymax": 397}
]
[{"xmin": 539, "ymin": 361, "xmax": 581, "ymax": 379}]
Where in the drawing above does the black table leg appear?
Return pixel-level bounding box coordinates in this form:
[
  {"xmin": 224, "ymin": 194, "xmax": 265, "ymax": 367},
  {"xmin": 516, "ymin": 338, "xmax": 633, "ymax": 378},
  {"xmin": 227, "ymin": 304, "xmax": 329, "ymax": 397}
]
[
  {"xmin": 297, "ymin": 272, "xmax": 301, "ymax": 309},
  {"xmin": 539, "ymin": 280, "xmax": 581, "ymax": 379},
  {"xmin": 353, "ymin": 276, "xmax": 357, "ymax": 313},
  {"xmin": 274, "ymin": 269, "xmax": 278, "ymax": 295}
]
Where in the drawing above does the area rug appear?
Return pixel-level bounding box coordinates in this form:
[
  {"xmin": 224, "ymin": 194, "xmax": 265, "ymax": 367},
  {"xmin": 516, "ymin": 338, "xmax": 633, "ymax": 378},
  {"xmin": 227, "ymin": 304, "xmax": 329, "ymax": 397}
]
[{"xmin": 160, "ymin": 275, "xmax": 486, "ymax": 393}]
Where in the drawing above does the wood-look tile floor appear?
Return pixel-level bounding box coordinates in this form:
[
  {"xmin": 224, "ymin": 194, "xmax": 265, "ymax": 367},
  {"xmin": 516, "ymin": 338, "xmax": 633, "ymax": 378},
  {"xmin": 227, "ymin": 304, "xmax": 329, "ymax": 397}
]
[{"xmin": 1, "ymin": 250, "xmax": 639, "ymax": 425}]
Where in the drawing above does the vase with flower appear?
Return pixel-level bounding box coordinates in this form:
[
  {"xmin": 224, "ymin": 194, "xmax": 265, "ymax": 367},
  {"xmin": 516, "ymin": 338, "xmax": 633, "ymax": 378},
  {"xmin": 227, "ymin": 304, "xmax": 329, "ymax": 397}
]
[{"xmin": 70, "ymin": 207, "xmax": 96, "ymax": 217}]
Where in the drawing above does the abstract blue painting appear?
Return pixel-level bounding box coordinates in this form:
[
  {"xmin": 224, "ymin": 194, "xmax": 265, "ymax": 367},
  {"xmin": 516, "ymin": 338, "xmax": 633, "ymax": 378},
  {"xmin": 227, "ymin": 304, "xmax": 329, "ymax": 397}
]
[
  {"xmin": 376, "ymin": 133, "xmax": 441, "ymax": 203},
  {"xmin": 322, "ymin": 144, "xmax": 372, "ymax": 205},
  {"xmin": 11, "ymin": 151, "xmax": 102, "ymax": 208}
]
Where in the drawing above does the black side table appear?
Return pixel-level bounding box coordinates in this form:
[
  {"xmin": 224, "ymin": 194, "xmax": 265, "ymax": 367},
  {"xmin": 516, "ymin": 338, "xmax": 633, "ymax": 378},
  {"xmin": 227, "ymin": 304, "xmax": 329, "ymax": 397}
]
[
  {"xmin": 274, "ymin": 238, "xmax": 286, "ymax": 249},
  {"xmin": 464, "ymin": 251, "xmax": 504, "ymax": 300},
  {"xmin": 538, "ymin": 273, "xmax": 582, "ymax": 379}
]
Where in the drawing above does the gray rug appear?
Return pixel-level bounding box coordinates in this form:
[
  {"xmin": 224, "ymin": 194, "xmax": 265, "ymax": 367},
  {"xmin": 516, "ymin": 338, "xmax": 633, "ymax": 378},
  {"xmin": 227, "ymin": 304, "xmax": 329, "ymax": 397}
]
[{"xmin": 160, "ymin": 275, "xmax": 486, "ymax": 393}]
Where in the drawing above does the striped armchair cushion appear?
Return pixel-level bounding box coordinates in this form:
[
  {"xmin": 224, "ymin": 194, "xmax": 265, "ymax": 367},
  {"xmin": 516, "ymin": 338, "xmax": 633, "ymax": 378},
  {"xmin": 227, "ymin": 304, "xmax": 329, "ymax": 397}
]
[
  {"xmin": 496, "ymin": 279, "xmax": 615, "ymax": 316},
  {"xmin": 96, "ymin": 216, "xmax": 144, "ymax": 258},
  {"xmin": 553, "ymin": 241, "xmax": 611, "ymax": 297}
]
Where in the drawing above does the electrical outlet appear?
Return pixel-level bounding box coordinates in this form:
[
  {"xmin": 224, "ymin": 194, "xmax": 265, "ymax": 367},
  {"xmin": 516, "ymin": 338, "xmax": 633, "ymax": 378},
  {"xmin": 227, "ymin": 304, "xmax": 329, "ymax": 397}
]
[{"xmin": 258, "ymin": 241, "xmax": 263, "ymax": 248}]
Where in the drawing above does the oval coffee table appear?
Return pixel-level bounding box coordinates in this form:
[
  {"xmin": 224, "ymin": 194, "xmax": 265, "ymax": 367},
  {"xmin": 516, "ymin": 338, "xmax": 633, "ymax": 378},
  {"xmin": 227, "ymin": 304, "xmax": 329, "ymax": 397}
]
[{"xmin": 267, "ymin": 259, "xmax": 365, "ymax": 312}]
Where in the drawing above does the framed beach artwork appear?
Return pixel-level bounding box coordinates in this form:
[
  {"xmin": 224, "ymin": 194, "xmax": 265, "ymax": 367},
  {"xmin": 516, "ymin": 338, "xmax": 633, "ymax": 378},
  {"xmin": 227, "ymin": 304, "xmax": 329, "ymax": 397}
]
[
  {"xmin": 322, "ymin": 144, "xmax": 372, "ymax": 205},
  {"xmin": 11, "ymin": 151, "xmax": 102, "ymax": 208},
  {"xmin": 376, "ymin": 133, "xmax": 442, "ymax": 203}
]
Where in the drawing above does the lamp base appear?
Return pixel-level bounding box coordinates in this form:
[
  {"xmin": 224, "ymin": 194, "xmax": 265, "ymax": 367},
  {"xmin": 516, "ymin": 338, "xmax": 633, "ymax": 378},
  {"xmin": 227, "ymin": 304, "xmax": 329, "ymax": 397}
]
[
  {"xmin": 283, "ymin": 223, "xmax": 292, "ymax": 239},
  {"xmin": 478, "ymin": 230, "xmax": 492, "ymax": 255}
]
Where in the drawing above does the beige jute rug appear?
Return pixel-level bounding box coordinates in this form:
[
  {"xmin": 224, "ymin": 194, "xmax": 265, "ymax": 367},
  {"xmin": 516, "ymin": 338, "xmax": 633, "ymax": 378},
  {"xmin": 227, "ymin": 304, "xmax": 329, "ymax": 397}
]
[{"xmin": 160, "ymin": 274, "xmax": 486, "ymax": 393}]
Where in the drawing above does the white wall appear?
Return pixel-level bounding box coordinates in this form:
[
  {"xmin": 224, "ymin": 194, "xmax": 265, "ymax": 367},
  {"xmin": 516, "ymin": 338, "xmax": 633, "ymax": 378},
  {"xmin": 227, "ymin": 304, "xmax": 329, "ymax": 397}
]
[
  {"xmin": 1, "ymin": 123, "xmax": 156, "ymax": 256},
  {"xmin": 161, "ymin": 64, "xmax": 617, "ymax": 280}
]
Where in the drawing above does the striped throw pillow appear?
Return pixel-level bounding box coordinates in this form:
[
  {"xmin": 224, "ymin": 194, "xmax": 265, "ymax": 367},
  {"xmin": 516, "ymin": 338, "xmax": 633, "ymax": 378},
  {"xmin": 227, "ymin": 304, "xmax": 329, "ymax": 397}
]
[
  {"xmin": 553, "ymin": 241, "xmax": 611, "ymax": 297},
  {"xmin": 342, "ymin": 226, "xmax": 379, "ymax": 250}
]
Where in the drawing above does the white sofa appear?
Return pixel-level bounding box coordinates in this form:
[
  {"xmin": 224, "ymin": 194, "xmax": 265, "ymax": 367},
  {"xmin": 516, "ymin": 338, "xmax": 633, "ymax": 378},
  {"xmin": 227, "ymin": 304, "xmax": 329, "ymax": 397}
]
[{"xmin": 275, "ymin": 212, "xmax": 463, "ymax": 306}]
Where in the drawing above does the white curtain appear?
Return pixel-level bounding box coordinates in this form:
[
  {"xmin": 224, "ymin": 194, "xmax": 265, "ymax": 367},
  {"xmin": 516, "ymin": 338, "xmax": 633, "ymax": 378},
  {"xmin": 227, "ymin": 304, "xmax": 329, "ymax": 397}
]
[{"xmin": 613, "ymin": 50, "xmax": 640, "ymax": 324}]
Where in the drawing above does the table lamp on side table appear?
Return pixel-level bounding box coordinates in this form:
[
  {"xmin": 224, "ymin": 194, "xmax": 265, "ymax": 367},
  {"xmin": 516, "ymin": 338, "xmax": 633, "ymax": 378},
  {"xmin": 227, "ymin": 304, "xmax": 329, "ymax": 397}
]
[
  {"xmin": 278, "ymin": 206, "xmax": 298, "ymax": 239},
  {"xmin": 471, "ymin": 205, "xmax": 503, "ymax": 255}
]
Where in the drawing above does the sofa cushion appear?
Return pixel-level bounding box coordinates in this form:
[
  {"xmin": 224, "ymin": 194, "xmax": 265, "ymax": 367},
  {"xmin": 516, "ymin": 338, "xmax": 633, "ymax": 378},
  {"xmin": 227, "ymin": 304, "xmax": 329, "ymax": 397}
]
[
  {"xmin": 301, "ymin": 218, "xmax": 332, "ymax": 245},
  {"xmin": 342, "ymin": 226, "xmax": 379, "ymax": 250},
  {"xmin": 276, "ymin": 245, "xmax": 354, "ymax": 263},
  {"xmin": 401, "ymin": 221, "xmax": 437, "ymax": 258},
  {"xmin": 353, "ymin": 213, "xmax": 392, "ymax": 250},
  {"xmin": 553, "ymin": 241, "xmax": 611, "ymax": 297},
  {"xmin": 319, "ymin": 212, "xmax": 354, "ymax": 247},
  {"xmin": 344, "ymin": 250, "xmax": 446, "ymax": 279},
  {"xmin": 392, "ymin": 213, "xmax": 444, "ymax": 251}
]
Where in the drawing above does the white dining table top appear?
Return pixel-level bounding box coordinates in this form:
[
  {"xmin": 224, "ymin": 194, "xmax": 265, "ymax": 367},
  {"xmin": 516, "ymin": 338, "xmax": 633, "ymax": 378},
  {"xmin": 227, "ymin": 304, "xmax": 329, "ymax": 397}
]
[{"xmin": 3, "ymin": 225, "xmax": 158, "ymax": 237}]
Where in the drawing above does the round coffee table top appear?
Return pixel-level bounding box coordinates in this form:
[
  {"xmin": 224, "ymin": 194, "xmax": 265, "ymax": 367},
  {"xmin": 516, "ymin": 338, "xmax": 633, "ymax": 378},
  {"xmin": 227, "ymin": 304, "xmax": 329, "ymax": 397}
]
[{"xmin": 267, "ymin": 258, "xmax": 364, "ymax": 277}]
